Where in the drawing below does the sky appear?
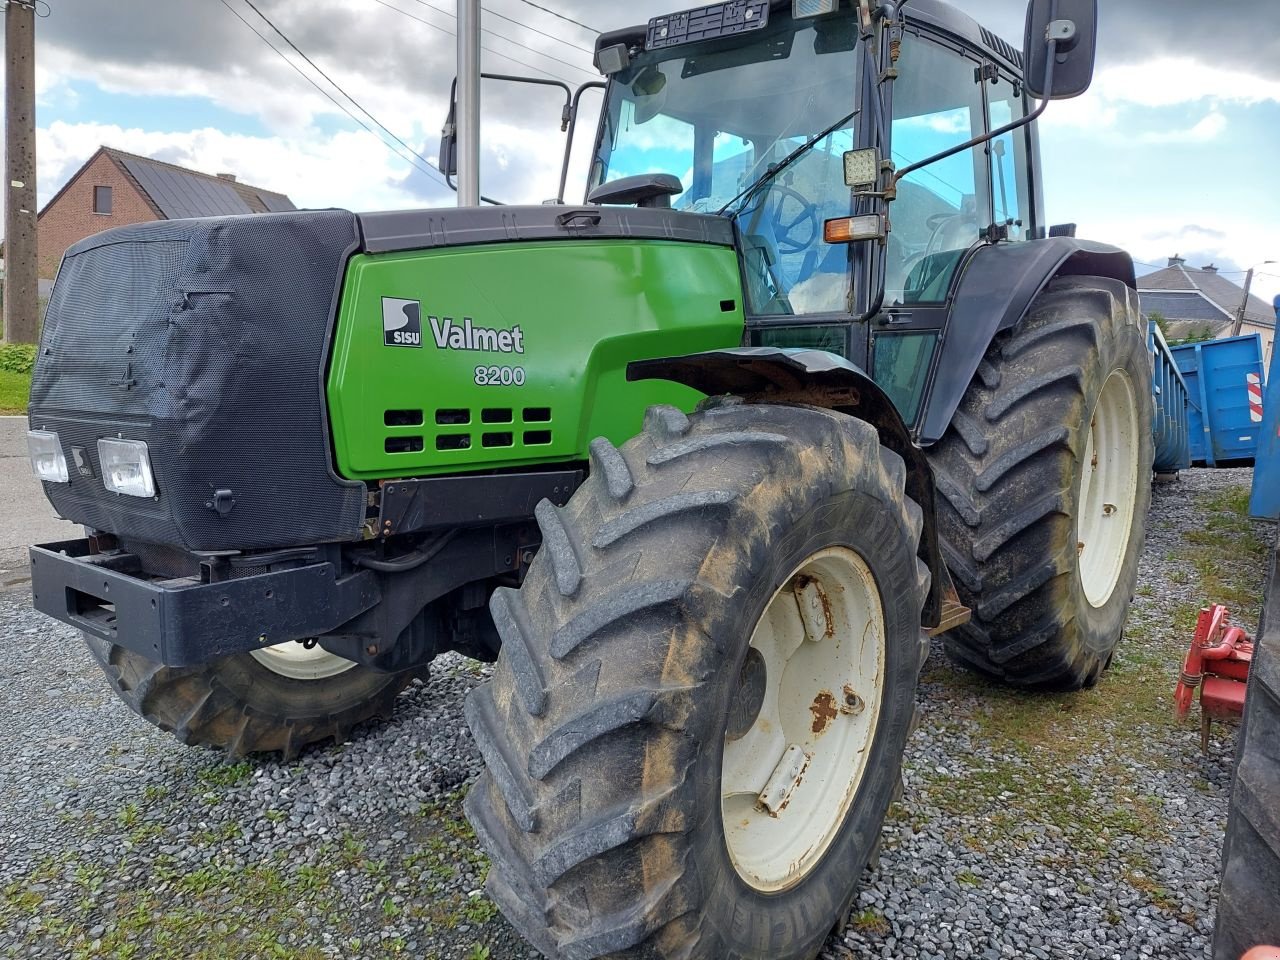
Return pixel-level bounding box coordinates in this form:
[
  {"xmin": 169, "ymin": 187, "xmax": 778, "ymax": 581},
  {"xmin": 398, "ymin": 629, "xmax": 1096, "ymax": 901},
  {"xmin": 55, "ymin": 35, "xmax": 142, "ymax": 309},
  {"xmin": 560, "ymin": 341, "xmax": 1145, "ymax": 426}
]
[{"xmin": 6, "ymin": 0, "xmax": 1280, "ymax": 305}]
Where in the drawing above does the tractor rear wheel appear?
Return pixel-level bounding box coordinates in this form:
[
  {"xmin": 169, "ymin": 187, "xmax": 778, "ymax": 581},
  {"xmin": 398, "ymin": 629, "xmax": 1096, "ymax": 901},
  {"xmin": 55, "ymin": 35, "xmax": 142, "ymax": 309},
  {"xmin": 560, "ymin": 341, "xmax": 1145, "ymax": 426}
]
[
  {"xmin": 1214, "ymin": 543, "xmax": 1280, "ymax": 960},
  {"xmin": 85, "ymin": 636, "xmax": 421, "ymax": 759},
  {"xmin": 928, "ymin": 276, "xmax": 1154, "ymax": 689},
  {"xmin": 464, "ymin": 401, "xmax": 930, "ymax": 960}
]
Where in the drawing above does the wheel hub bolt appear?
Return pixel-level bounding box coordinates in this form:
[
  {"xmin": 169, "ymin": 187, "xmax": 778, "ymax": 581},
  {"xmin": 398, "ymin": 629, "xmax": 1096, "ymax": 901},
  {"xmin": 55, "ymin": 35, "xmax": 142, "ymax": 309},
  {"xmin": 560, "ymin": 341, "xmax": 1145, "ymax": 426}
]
[{"xmin": 841, "ymin": 688, "xmax": 865, "ymax": 715}]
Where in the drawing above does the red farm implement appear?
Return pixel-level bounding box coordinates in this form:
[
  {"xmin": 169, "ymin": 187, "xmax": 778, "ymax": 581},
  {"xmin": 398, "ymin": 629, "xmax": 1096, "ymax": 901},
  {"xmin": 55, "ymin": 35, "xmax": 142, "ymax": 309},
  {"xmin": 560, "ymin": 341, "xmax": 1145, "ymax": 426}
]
[{"xmin": 1174, "ymin": 604, "xmax": 1254, "ymax": 750}]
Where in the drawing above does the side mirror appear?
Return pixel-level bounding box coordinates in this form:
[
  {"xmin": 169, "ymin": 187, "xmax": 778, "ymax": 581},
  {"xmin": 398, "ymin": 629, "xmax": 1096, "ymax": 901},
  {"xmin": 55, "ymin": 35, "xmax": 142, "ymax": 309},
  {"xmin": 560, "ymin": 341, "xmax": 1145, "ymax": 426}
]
[
  {"xmin": 1023, "ymin": 0, "xmax": 1097, "ymax": 100},
  {"xmin": 588, "ymin": 174, "xmax": 683, "ymax": 209},
  {"xmin": 438, "ymin": 97, "xmax": 458, "ymax": 177}
]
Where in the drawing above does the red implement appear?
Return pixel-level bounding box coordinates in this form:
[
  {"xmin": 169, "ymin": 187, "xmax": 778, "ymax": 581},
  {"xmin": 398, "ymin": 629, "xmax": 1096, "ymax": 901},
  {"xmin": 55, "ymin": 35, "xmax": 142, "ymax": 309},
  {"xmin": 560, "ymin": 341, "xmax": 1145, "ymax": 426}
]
[{"xmin": 1173, "ymin": 604, "xmax": 1254, "ymax": 751}]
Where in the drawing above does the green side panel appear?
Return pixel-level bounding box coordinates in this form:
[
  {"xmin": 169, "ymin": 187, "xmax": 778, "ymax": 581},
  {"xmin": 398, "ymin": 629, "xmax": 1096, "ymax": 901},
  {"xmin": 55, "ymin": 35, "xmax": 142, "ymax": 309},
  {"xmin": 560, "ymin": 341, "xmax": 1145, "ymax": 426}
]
[{"xmin": 327, "ymin": 240, "xmax": 745, "ymax": 480}]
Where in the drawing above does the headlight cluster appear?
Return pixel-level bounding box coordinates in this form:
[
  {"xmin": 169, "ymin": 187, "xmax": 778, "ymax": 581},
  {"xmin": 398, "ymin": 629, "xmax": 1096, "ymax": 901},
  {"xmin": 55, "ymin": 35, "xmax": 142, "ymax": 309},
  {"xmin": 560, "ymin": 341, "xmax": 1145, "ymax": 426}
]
[{"xmin": 28, "ymin": 431, "xmax": 156, "ymax": 498}]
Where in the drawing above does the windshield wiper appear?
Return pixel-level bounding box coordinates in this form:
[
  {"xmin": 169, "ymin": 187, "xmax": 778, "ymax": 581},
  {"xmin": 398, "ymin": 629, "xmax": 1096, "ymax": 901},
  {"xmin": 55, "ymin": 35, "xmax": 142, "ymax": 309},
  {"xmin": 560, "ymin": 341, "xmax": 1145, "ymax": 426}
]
[{"xmin": 715, "ymin": 108, "xmax": 859, "ymax": 217}]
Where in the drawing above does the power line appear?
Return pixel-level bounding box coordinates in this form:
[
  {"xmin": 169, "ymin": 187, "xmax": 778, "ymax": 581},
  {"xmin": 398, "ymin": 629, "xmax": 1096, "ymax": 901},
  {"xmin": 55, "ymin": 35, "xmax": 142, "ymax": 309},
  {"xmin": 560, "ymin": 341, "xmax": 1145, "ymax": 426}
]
[
  {"xmin": 240, "ymin": 0, "xmax": 442, "ymax": 174},
  {"xmin": 369, "ymin": 0, "xmax": 579, "ymax": 83},
  {"xmin": 406, "ymin": 0, "xmax": 593, "ymax": 54},
  {"xmin": 374, "ymin": 0, "xmax": 595, "ymax": 80},
  {"xmin": 218, "ymin": 0, "xmax": 446, "ymax": 185},
  {"xmin": 511, "ymin": 0, "xmax": 599, "ymax": 35},
  {"xmin": 409, "ymin": 0, "xmax": 596, "ymax": 75}
]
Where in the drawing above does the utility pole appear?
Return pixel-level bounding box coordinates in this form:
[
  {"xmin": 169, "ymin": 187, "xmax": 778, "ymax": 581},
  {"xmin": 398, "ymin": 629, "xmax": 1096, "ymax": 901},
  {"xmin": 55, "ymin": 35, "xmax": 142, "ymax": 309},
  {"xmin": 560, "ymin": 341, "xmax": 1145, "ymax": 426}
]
[
  {"xmin": 1233, "ymin": 261, "xmax": 1276, "ymax": 338},
  {"xmin": 3, "ymin": 0, "xmax": 38, "ymax": 343},
  {"xmin": 455, "ymin": 0, "xmax": 480, "ymax": 207}
]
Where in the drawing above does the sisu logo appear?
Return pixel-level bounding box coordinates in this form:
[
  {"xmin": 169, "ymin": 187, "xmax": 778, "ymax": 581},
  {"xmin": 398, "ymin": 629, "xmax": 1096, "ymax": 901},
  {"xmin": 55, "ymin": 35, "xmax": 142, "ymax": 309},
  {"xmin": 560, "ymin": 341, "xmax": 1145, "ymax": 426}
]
[{"xmin": 382, "ymin": 297, "xmax": 423, "ymax": 348}]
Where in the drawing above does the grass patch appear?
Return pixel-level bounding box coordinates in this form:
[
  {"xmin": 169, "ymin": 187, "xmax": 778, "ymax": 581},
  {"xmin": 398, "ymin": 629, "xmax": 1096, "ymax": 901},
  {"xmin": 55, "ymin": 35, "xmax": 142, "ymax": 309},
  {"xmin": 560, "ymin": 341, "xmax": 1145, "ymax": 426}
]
[
  {"xmin": 0, "ymin": 368, "xmax": 30, "ymax": 414},
  {"xmin": 912, "ymin": 476, "xmax": 1269, "ymax": 917},
  {"xmin": 196, "ymin": 760, "xmax": 254, "ymax": 789},
  {"xmin": 1180, "ymin": 484, "xmax": 1271, "ymax": 614},
  {"xmin": 2, "ymin": 849, "xmax": 345, "ymax": 960},
  {"xmin": 851, "ymin": 908, "xmax": 890, "ymax": 936}
]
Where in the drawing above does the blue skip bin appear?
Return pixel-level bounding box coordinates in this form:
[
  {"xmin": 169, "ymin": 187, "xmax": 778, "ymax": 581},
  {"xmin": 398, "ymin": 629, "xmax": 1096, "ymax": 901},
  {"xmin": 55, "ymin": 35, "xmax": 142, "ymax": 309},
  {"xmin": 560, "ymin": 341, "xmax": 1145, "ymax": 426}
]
[
  {"xmin": 1170, "ymin": 334, "xmax": 1266, "ymax": 467},
  {"xmin": 1250, "ymin": 300, "xmax": 1280, "ymax": 519},
  {"xmin": 1148, "ymin": 322, "xmax": 1193, "ymax": 473}
]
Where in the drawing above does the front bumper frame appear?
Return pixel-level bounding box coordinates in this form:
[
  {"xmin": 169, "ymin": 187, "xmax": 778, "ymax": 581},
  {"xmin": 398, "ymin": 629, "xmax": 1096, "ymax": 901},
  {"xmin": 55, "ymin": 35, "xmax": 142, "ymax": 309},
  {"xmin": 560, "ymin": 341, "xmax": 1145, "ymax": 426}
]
[{"xmin": 29, "ymin": 539, "xmax": 380, "ymax": 667}]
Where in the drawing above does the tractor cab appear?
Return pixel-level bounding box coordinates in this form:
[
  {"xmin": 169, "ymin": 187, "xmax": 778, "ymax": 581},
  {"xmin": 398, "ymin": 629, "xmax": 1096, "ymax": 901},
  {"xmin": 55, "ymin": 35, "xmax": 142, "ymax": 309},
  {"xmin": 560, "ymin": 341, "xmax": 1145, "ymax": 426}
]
[{"xmin": 583, "ymin": 0, "xmax": 1074, "ymax": 425}]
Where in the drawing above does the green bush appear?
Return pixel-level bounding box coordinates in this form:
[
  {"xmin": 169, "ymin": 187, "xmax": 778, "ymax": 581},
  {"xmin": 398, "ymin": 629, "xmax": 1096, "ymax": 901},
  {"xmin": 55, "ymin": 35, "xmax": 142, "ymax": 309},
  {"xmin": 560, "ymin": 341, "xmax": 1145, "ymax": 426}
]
[{"xmin": 0, "ymin": 342, "xmax": 36, "ymax": 374}]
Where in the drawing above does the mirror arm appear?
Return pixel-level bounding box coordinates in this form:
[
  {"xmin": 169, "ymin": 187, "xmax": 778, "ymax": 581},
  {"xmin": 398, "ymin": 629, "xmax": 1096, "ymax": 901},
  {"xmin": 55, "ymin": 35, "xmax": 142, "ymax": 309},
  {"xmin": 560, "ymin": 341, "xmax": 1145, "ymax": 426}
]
[
  {"xmin": 440, "ymin": 73, "xmax": 579, "ymax": 204},
  {"xmin": 476, "ymin": 72, "xmax": 574, "ymax": 105},
  {"xmin": 443, "ymin": 171, "xmax": 504, "ymax": 206},
  {"xmin": 892, "ymin": 38, "xmax": 1058, "ymax": 188},
  {"xmin": 558, "ymin": 81, "xmax": 607, "ymax": 205}
]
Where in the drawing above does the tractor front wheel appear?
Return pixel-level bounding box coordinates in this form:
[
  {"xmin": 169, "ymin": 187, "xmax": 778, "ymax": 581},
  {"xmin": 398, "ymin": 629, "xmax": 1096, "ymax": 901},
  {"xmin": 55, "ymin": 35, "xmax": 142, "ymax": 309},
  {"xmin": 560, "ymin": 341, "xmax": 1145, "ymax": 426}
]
[
  {"xmin": 85, "ymin": 636, "xmax": 421, "ymax": 759},
  {"xmin": 465, "ymin": 401, "xmax": 929, "ymax": 960}
]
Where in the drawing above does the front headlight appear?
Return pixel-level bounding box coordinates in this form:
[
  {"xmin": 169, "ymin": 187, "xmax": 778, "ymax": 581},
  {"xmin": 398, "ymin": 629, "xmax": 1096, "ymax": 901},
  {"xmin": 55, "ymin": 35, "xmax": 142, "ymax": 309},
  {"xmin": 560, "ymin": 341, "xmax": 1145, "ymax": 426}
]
[
  {"xmin": 27, "ymin": 430, "xmax": 69, "ymax": 483},
  {"xmin": 97, "ymin": 438, "xmax": 156, "ymax": 498}
]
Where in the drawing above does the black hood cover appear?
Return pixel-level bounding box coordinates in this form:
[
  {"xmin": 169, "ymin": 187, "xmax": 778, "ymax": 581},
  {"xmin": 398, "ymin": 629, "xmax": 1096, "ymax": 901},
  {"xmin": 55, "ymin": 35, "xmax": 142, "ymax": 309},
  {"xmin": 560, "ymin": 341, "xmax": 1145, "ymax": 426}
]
[{"xmin": 29, "ymin": 210, "xmax": 366, "ymax": 552}]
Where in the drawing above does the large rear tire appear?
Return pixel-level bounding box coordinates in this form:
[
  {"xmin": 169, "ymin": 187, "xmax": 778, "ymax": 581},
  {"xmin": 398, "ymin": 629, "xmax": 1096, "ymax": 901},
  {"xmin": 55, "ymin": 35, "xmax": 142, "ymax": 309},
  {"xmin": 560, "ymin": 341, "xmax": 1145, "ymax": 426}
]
[
  {"xmin": 465, "ymin": 401, "xmax": 930, "ymax": 960},
  {"xmin": 1214, "ymin": 538, "xmax": 1280, "ymax": 959},
  {"xmin": 927, "ymin": 276, "xmax": 1154, "ymax": 689},
  {"xmin": 85, "ymin": 637, "xmax": 420, "ymax": 759}
]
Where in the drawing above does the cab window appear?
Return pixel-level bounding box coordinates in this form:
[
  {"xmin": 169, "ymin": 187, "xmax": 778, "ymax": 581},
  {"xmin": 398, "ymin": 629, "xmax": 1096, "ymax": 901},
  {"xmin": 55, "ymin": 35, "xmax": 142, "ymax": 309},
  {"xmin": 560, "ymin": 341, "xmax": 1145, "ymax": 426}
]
[
  {"xmin": 886, "ymin": 34, "xmax": 989, "ymax": 305},
  {"xmin": 986, "ymin": 74, "xmax": 1031, "ymax": 243}
]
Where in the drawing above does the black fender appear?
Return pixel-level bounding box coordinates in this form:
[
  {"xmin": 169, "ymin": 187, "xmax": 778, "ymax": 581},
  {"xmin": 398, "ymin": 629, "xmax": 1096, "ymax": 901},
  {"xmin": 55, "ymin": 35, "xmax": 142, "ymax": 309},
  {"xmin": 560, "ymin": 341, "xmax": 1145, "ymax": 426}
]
[
  {"xmin": 917, "ymin": 237, "xmax": 1136, "ymax": 445},
  {"xmin": 628, "ymin": 347, "xmax": 951, "ymax": 629}
]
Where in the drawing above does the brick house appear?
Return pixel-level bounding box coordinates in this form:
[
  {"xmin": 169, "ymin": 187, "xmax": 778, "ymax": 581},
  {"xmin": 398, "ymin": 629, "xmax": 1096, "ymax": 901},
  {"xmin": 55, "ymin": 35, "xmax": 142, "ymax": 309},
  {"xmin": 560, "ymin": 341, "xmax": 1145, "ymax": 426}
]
[
  {"xmin": 1139, "ymin": 255, "xmax": 1276, "ymax": 367},
  {"xmin": 35, "ymin": 146, "xmax": 295, "ymax": 278}
]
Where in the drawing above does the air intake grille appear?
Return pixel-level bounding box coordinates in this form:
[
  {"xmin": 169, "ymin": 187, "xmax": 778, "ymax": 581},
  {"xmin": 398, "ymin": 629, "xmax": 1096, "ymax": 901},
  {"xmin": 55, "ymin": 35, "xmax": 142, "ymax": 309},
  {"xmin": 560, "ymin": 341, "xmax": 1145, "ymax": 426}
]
[
  {"xmin": 981, "ymin": 27, "xmax": 1023, "ymax": 70},
  {"xmin": 383, "ymin": 407, "xmax": 555, "ymax": 459}
]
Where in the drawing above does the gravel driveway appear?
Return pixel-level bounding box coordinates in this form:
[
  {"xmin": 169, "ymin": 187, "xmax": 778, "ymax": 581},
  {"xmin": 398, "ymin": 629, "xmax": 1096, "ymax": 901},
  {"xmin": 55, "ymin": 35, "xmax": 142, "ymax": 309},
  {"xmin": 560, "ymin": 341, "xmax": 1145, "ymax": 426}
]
[{"xmin": 0, "ymin": 468, "xmax": 1268, "ymax": 960}]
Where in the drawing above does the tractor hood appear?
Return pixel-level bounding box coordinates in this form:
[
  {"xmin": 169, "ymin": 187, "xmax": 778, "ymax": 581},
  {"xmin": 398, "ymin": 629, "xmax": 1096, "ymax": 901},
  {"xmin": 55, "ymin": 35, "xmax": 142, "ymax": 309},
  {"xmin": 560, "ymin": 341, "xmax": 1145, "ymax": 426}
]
[{"xmin": 30, "ymin": 205, "xmax": 743, "ymax": 551}]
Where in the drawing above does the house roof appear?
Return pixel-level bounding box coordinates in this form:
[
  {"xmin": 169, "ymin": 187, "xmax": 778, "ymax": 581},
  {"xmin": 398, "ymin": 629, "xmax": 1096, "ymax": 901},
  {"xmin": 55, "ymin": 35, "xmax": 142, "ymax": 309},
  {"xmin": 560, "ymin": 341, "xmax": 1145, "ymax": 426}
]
[
  {"xmin": 1139, "ymin": 290, "xmax": 1231, "ymax": 324},
  {"xmin": 1139, "ymin": 259, "xmax": 1275, "ymax": 329},
  {"xmin": 38, "ymin": 146, "xmax": 296, "ymax": 221}
]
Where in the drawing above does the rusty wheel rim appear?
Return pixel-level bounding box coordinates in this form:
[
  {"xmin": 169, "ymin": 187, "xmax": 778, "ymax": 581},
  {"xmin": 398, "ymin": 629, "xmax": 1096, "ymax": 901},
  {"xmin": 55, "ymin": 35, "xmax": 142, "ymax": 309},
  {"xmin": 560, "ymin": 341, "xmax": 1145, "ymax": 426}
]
[{"xmin": 720, "ymin": 546, "xmax": 886, "ymax": 892}]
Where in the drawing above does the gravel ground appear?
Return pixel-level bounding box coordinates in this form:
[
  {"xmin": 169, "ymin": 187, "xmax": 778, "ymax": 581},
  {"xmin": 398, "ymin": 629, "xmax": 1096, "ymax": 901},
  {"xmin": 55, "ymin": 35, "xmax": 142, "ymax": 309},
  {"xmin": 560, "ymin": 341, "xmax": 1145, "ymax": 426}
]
[{"xmin": 0, "ymin": 467, "xmax": 1269, "ymax": 960}]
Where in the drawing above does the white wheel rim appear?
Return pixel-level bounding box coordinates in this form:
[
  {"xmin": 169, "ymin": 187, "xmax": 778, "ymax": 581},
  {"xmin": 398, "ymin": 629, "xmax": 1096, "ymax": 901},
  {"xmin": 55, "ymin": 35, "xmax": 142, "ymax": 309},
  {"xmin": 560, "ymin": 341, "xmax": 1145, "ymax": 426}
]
[
  {"xmin": 721, "ymin": 547, "xmax": 886, "ymax": 893},
  {"xmin": 248, "ymin": 641, "xmax": 359, "ymax": 681},
  {"xmin": 1078, "ymin": 369, "xmax": 1140, "ymax": 608}
]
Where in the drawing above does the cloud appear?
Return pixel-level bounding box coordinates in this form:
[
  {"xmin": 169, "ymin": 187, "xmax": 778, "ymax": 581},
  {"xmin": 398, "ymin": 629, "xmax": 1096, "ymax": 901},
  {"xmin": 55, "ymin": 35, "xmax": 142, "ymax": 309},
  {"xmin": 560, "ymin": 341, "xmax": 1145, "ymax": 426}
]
[
  {"xmin": 1092, "ymin": 59, "xmax": 1280, "ymax": 108},
  {"xmin": 1134, "ymin": 111, "xmax": 1227, "ymax": 144},
  {"xmin": 36, "ymin": 119, "xmax": 449, "ymax": 212},
  {"xmin": 1039, "ymin": 55, "xmax": 1279, "ymax": 141},
  {"xmin": 1076, "ymin": 215, "xmax": 1280, "ymax": 304}
]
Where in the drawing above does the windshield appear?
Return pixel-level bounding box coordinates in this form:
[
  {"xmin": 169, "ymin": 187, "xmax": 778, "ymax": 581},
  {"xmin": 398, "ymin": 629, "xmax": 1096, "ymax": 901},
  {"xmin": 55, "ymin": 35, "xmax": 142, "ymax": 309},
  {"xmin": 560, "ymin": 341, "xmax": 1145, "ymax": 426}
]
[{"xmin": 591, "ymin": 13, "xmax": 862, "ymax": 315}]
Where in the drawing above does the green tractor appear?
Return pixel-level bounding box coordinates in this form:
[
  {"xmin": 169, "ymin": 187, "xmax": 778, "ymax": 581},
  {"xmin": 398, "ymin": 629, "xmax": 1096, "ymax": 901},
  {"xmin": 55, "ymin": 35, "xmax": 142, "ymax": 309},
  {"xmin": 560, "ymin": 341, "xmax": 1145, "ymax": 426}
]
[{"xmin": 27, "ymin": 0, "xmax": 1152, "ymax": 956}]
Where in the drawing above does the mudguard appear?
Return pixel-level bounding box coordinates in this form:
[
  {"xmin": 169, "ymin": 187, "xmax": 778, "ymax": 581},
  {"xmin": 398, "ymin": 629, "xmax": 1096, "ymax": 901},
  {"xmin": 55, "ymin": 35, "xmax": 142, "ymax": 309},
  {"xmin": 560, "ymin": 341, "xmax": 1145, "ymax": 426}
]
[
  {"xmin": 628, "ymin": 347, "xmax": 948, "ymax": 628},
  {"xmin": 917, "ymin": 237, "xmax": 1136, "ymax": 445}
]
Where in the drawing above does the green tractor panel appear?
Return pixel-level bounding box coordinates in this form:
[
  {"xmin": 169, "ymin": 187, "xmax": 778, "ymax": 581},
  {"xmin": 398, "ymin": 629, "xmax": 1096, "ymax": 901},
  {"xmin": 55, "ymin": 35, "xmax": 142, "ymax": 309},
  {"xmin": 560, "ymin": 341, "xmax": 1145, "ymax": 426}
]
[{"xmin": 329, "ymin": 237, "xmax": 743, "ymax": 479}]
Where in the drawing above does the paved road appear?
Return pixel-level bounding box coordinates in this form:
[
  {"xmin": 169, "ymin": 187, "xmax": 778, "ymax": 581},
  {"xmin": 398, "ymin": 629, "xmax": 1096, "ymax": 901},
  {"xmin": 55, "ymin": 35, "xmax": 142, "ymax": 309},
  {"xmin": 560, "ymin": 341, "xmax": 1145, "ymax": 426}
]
[{"xmin": 0, "ymin": 416, "xmax": 79, "ymax": 588}]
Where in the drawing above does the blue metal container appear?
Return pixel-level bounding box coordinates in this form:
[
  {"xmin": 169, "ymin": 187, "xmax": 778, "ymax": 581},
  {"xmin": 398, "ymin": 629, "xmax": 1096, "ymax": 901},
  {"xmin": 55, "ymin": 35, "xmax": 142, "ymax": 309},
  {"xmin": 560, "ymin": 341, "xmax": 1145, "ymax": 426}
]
[
  {"xmin": 1170, "ymin": 334, "xmax": 1266, "ymax": 467},
  {"xmin": 1148, "ymin": 321, "xmax": 1192, "ymax": 473},
  {"xmin": 1252, "ymin": 304, "xmax": 1280, "ymax": 519}
]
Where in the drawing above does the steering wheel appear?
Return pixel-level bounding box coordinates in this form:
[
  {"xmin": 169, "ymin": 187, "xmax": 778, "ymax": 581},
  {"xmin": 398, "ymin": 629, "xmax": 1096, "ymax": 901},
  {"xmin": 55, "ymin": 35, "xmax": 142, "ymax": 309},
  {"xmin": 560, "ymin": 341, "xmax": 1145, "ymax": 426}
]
[
  {"xmin": 767, "ymin": 185, "xmax": 821, "ymax": 255},
  {"xmin": 892, "ymin": 211, "xmax": 978, "ymax": 296}
]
